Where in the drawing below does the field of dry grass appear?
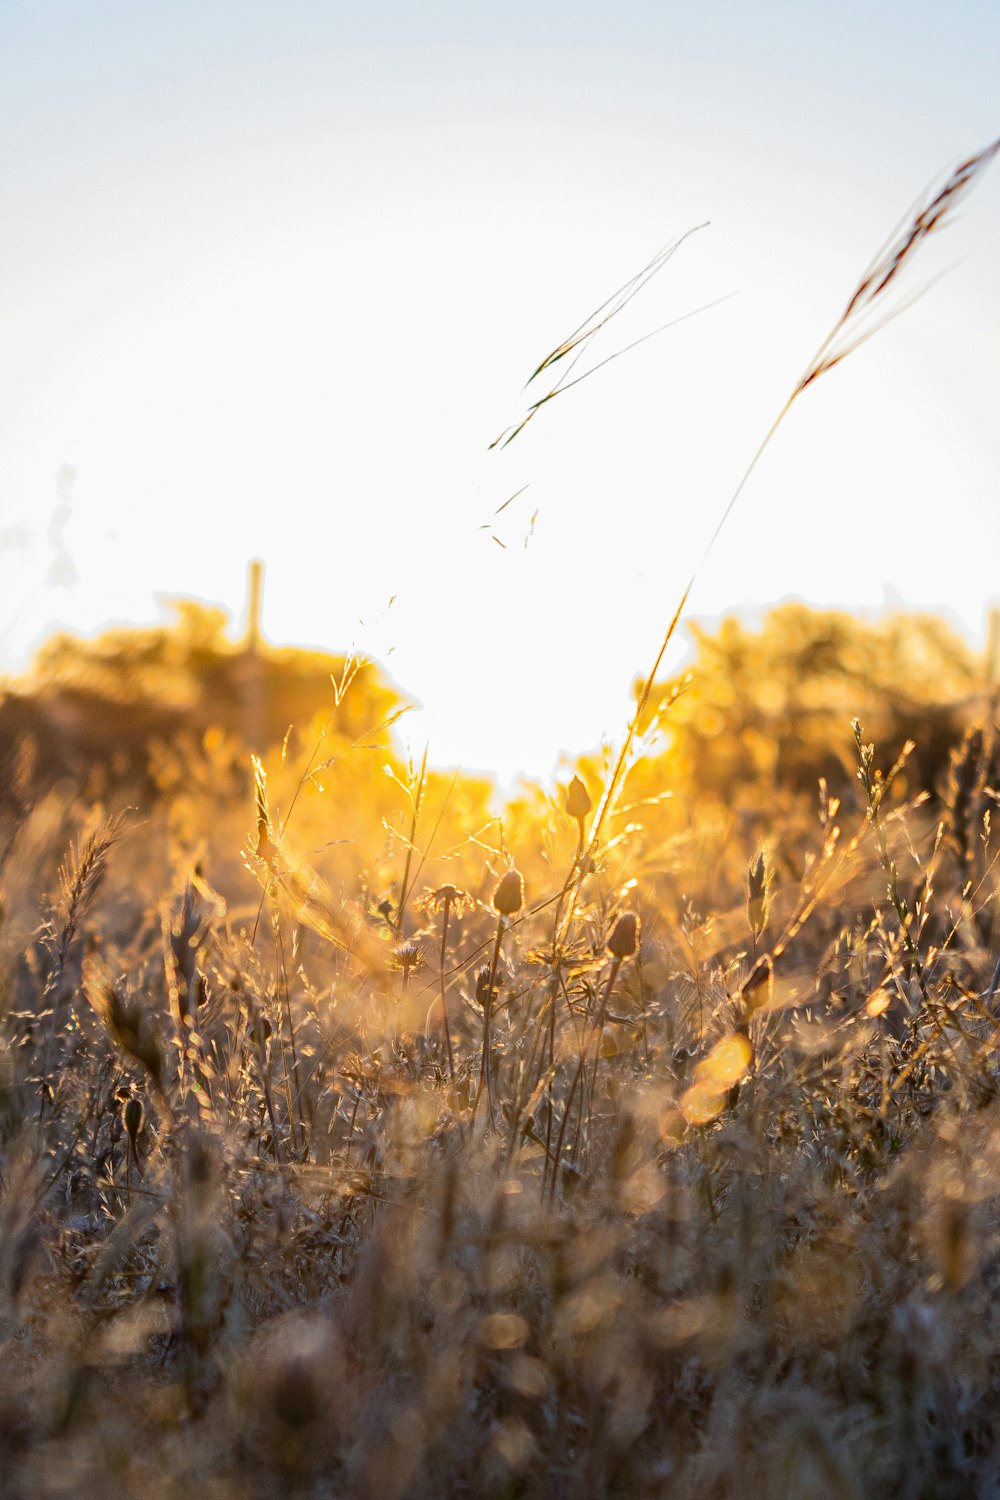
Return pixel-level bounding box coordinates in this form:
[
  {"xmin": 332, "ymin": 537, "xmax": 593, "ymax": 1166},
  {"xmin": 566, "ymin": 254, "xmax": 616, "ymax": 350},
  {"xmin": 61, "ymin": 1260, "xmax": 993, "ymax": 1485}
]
[
  {"xmin": 2, "ymin": 136, "xmax": 999, "ymax": 1499},
  {"xmin": 0, "ymin": 595, "xmax": 998, "ymax": 1500}
]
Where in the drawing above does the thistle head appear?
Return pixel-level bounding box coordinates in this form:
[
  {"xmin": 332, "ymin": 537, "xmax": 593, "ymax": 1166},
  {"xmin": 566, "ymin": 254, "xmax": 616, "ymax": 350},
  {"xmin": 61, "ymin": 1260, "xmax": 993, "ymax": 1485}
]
[
  {"xmin": 493, "ymin": 868, "xmax": 524, "ymax": 918},
  {"xmin": 565, "ymin": 775, "xmax": 593, "ymax": 823},
  {"xmin": 123, "ymin": 1096, "xmax": 143, "ymax": 1145},
  {"xmin": 607, "ymin": 911, "xmax": 640, "ymax": 959}
]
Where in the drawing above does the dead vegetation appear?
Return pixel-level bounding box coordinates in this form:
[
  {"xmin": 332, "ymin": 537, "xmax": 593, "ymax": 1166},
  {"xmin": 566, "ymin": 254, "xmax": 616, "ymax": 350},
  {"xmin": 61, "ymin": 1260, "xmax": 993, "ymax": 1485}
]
[
  {"xmin": 1, "ymin": 136, "xmax": 999, "ymax": 1499},
  {"xmin": 0, "ymin": 598, "xmax": 998, "ymax": 1499}
]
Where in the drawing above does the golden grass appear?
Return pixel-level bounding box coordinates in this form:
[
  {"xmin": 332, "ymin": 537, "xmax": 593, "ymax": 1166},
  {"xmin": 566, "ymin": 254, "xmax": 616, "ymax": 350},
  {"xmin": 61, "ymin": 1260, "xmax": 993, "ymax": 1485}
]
[{"xmin": 0, "ymin": 138, "xmax": 998, "ymax": 1498}]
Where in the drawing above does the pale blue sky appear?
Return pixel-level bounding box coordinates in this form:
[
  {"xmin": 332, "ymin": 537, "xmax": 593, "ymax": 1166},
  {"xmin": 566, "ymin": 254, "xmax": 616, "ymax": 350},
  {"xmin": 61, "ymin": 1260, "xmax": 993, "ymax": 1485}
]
[{"xmin": 1, "ymin": 2, "xmax": 998, "ymax": 776}]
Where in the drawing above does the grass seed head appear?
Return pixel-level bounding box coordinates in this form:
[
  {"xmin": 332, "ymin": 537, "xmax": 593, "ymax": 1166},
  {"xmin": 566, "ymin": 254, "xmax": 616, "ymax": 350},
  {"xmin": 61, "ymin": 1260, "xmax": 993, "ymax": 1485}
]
[
  {"xmin": 85, "ymin": 977, "xmax": 165, "ymax": 1087},
  {"xmin": 747, "ymin": 850, "xmax": 769, "ymax": 937}
]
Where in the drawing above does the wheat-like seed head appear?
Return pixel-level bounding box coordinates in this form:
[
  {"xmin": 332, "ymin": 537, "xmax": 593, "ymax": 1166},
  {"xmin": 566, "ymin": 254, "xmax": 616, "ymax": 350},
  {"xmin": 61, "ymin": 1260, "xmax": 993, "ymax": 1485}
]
[{"xmin": 798, "ymin": 136, "xmax": 1000, "ymax": 392}]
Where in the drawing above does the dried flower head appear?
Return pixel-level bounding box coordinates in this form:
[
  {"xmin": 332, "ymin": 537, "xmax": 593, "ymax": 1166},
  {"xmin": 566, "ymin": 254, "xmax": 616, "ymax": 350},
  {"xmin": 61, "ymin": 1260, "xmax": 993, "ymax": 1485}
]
[
  {"xmin": 393, "ymin": 940, "xmax": 422, "ymax": 973},
  {"xmin": 420, "ymin": 884, "xmax": 475, "ymax": 917},
  {"xmin": 493, "ymin": 868, "xmax": 524, "ymax": 917},
  {"xmin": 122, "ymin": 1092, "xmax": 142, "ymax": 1134},
  {"xmin": 565, "ymin": 775, "xmax": 593, "ymax": 822},
  {"xmin": 607, "ymin": 911, "xmax": 640, "ymax": 959},
  {"xmin": 123, "ymin": 1096, "xmax": 143, "ymax": 1144},
  {"xmin": 476, "ymin": 966, "xmax": 503, "ymax": 1007}
]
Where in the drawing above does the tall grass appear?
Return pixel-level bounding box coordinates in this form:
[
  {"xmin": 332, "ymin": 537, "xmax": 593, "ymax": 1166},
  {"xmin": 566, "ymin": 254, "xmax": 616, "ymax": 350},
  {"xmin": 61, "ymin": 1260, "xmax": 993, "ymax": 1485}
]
[{"xmin": 0, "ymin": 140, "xmax": 998, "ymax": 1498}]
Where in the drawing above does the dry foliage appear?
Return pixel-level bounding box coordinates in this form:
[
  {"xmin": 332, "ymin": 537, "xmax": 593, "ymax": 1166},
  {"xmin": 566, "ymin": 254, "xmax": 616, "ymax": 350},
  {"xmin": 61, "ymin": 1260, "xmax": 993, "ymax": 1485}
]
[
  {"xmin": 0, "ymin": 598, "xmax": 998, "ymax": 1500},
  {"xmin": 1, "ymin": 137, "xmax": 999, "ymax": 1499}
]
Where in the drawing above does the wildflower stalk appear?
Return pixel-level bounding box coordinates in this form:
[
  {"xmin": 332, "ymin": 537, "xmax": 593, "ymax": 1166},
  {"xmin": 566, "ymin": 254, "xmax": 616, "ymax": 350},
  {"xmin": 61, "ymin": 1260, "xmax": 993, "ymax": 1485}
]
[
  {"xmin": 252, "ymin": 755, "xmax": 304, "ymax": 1154},
  {"xmin": 550, "ymin": 913, "xmax": 639, "ymax": 1199},
  {"xmin": 550, "ymin": 957, "xmax": 622, "ymax": 1200},
  {"xmin": 436, "ymin": 892, "xmax": 456, "ymax": 1079},
  {"xmin": 422, "ymin": 884, "xmax": 473, "ymax": 1079},
  {"xmin": 472, "ymin": 924, "xmax": 505, "ymax": 1129},
  {"xmin": 529, "ymin": 778, "xmax": 595, "ymax": 1182},
  {"xmin": 852, "ymin": 720, "xmax": 930, "ymax": 1009},
  {"xmin": 472, "ymin": 869, "xmax": 523, "ymax": 1129},
  {"xmin": 396, "ymin": 744, "xmax": 428, "ymax": 934}
]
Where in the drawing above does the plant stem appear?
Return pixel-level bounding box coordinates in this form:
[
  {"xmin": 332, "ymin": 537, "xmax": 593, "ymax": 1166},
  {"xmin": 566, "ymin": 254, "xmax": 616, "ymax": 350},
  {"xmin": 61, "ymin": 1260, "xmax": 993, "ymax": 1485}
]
[
  {"xmin": 550, "ymin": 956, "xmax": 622, "ymax": 1201},
  {"xmin": 471, "ymin": 918, "xmax": 505, "ymax": 1129},
  {"xmin": 437, "ymin": 893, "xmax": 455, "ymax": 1079}
]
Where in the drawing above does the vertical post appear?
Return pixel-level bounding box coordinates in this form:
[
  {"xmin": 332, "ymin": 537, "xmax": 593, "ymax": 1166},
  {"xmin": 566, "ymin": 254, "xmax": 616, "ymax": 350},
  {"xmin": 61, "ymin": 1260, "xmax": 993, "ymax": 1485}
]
[
  {"xmin": 242, "ymin": 558, "xmax": 265, "ymax": 753},
  {"xmin": 245, "ymin": 558, "xmax": 265, "ymax": 651},
  {"xmin": 985, "ymin": 606, "xmax": 1000, "ymax": 688}
]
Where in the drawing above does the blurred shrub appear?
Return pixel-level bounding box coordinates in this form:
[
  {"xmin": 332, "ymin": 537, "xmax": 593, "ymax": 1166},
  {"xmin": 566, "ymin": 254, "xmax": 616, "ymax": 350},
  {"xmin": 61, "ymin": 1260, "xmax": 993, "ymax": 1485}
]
[{"xmin": 640, "ymin": 604, "xmax": 983, "ymax": 804}]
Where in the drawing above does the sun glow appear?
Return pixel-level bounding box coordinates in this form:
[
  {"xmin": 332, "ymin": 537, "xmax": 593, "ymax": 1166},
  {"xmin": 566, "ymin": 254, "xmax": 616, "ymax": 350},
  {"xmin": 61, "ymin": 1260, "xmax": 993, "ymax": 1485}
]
[{"xmin": 1, "ymin": 3, "xmax": 998, "ymax": 780}]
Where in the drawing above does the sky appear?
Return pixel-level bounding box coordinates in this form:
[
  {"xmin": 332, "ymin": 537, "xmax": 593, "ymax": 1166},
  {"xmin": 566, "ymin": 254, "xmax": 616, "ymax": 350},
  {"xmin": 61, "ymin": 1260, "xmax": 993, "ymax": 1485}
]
[{"xmin": 1, "ymin": 1, "xmax": 998, "ymax": 781}]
